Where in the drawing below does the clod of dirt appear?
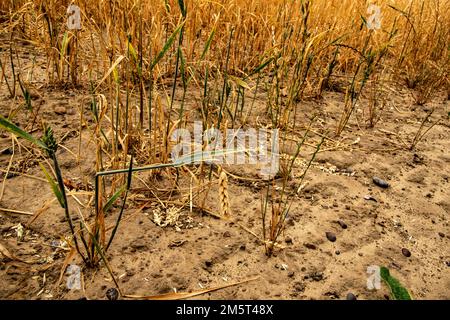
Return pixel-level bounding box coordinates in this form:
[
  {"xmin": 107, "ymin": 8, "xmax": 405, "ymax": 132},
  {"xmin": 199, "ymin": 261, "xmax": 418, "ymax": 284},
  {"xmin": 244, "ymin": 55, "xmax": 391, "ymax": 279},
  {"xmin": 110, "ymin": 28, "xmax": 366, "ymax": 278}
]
[
  {"xmin": 106, "ymin": 288, "xmax": 119, "ymax": 300},
  {"xmin": 222, "ymin": 231, "xmax": 231, "ymax": 238},
  {"xmin": 285, "ymin": 236, "xmax": 293, "ymax": 244},
  {"xmin": 438, "ymin": 232, "xmax": 445, "ymax": 238},
  {"xmin": 412, "ymin": 153, "xmax": 424, "ymax": 164},
  {"xmin": 54, "ymin": 106, "xmax": 67, "ymax": 115},
  {"xmin": 304, "ymin": 243, "xmax": 317, "ymax": 250},
  {"xmin": 346, "ymin": 293, "xmax": 357, "ymax": 300},
  {"xmin": 168, "ymin": 240, "xmax": 187, "ymax": 248},
  {"xmin": 402, "ymin": 248, "xmax": 412, "ymax": 257},
  {"xmin": 293, "ymin": 281, "xmax": 305, "ymax": 292},
  {"xmin": 204, "ymin": 259, "xmax": 213, "ymax": 268},
  {"xmin": 324, "ymin": 291, "xmax": 340, "ymax": 299},
  {"xmin": 337, "ymin": 220, "xmax": 348, "ymax": 229},
  {"xmin": 304, "ymin": 271, "xmax": 324, "ymax": 282},
  {"xmin": 130, "ymin": 238, "xmax": 148, "ymax": 251},
  {"xmin": 373, "ymin": 177, "xmax": 389, "ymax": 188},
  {"xmin": 275, "ymin": 263, "xmax": 288, "ymax": 270},
  {"xmin": 326, "ymin": 232, "xmax": 337, "ymax": 242}
]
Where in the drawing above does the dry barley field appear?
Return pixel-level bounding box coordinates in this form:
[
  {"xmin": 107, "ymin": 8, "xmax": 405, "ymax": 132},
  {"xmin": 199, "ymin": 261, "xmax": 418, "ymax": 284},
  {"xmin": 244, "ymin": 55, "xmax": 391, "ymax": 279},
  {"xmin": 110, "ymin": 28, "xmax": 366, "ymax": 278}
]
[{"xmin": 0, "ymin": 0, "xmax": 449, "ymax": 300}]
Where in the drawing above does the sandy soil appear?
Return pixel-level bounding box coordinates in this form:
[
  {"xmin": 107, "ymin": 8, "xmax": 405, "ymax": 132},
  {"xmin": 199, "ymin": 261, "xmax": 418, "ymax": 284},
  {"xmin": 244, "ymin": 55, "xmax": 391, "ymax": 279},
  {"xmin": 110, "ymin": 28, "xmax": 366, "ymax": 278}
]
[{"xmin": 0, "ymin": 42, "xmax": 449, "ymax": 300}]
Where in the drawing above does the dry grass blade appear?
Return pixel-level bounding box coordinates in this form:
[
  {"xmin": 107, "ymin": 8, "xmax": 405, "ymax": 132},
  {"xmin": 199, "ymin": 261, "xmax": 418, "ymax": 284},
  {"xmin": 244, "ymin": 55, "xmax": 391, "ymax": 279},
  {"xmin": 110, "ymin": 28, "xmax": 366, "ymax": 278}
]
[
  {"xmin": 0, "ymin": 137, "xmax": 14, "ymax": 202},
  {"xmin": 94, "ymin": 55, "xmax": 125, "ymax": 92},
  {"xmin": 0, "ymin": 241, "xmax": 31, "ymax": 264},
  {"xmin": 123, "ymin": 276, "xmax": 260, "ymax": 300},
  {"xmin": 26, "ymin": 198, "xmax": 56, "ymax": 225},
  {"xmin": 56, "ymin": 248, "xmax": 77, "ymax": 287},
  {"xmin": 0, "ymin": 207, "xmax": 34, "ymax": 216}
]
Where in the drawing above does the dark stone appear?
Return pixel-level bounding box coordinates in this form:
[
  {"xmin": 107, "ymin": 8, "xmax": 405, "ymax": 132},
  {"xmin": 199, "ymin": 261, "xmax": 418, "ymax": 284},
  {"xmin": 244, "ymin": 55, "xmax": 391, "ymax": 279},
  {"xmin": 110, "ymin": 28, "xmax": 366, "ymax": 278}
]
[
  {"xmin": 402, "ymin": 248, "xmax": 411, "ymax": 257},
  {"xmin": 337, "ymin": 221, "xmax": 348, "ymax": 229},
  {"xmin": 346, "ymin": 293, "xmax": 357, "ymax": 300},
  {"xmin": 106, "ymin": 288, "xmax": 119, "ymax": 300},
  {"xmin": 373, "ymin": 177, "xmax": 389, "ymax": 188},
  {"xmin": 326, "ymin": 232, "xmax": 337, "ymax": 242}
]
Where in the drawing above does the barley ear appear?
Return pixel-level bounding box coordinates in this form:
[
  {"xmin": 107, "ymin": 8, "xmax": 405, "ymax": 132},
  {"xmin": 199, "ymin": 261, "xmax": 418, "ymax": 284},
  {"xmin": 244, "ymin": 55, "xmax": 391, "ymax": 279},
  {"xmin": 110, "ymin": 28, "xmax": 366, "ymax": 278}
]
[{"xmin": 219, "ymin": 170, "xmax": 230, "ymax": 218}]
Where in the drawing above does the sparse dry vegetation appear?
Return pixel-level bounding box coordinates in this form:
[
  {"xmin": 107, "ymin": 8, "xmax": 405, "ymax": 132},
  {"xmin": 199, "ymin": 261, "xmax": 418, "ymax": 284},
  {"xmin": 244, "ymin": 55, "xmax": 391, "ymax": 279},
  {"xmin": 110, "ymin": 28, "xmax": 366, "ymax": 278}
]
[{"xmin": 0, "ymin": 0, "xmax": 449, "ymax": 300}]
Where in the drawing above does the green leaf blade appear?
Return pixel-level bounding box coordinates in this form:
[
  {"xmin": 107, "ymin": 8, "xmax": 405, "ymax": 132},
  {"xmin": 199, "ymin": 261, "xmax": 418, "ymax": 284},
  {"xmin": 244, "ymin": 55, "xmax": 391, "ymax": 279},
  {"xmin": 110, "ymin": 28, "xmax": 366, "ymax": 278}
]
[
  {"xmin": 39, "ymin": 163, "xmax": 65, "ymax": 208},
  {"xmin": 0, "ymin": 116, "xmax": 47, "ymax": 150},
  {"xmin": 380, "ymin": 266, "xmax": 413, "ymax": 300}
]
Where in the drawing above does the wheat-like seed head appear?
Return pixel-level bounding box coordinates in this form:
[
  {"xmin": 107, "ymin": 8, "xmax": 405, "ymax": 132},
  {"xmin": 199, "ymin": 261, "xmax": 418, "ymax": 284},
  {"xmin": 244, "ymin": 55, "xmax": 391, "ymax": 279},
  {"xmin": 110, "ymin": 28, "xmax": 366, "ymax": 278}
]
[{"xmin": 218, "ymin": 169, "xmax": 230, "ymax": 218}]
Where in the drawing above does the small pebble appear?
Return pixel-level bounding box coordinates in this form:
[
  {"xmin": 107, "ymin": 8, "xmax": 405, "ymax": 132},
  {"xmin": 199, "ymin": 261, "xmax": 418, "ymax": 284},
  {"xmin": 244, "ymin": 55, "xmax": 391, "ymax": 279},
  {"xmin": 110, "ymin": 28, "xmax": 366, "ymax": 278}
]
[
  {"xmin": 223, "ymin": 231, "xmax": 231, "ymax": 237},
  {"xmin": 285, "ymin": 236, "xmax": 293, "ymax": 244},
  {"xmin": 335, "ymin": 250, "xmax": 340, "ymax": 255},
  {"xmin": 326, "ymin": 232, "xmax": 337, "ymax": 242},
  {"xmin": 337, "ymin": 221, "xmax": 348, "ymax": 229},
  {"xmin": 346, "ymin": 293, "xmax": 357, "ymax": 300},
  {"xmin": 438, "ymin": 232, "xmax": 445, "ymax": 238},
  {"xmin": 364, "ymin": 195, "xmax": 377, "ymax": 202},
  {"xmin": 106, "ymin": 288, "xmax": 119, "ymax": 300},
  {"xmin": 402, "ymin": 248, "xmax": 411, "ymax": 257},
  {"xmin": 373, "ymin": 176, "xmax": 389, "ymax": 188}
]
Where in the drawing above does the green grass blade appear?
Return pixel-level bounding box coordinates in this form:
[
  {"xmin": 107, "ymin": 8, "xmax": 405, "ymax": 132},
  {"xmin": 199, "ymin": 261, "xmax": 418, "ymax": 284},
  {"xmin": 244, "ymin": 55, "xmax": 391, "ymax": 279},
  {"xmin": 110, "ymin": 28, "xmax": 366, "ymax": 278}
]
[
  {"xmin": 84, "ymin": 220, "xmax": 121, "ymax": 290},
  {"xmin": 103, "ymin": 184, "xmax": 126, "ymax": 213},
  {"xmin": 248, "ymin": 57, "xmax": 273, "ymax": 77},
  {"xmin": 178, "ymin": 0, "xmax": 187, "ymax": 17},
  {"xmin": 18, "ymin": 76, "xmax": 32, "ymax": 110},
  {"xmin": 0, "ymin": 116, "xmax": 47, "ymax": 150},
  {"xmin": 39, "ymin": 163, "xmax": 65, "ymax": 208},
  {"xmin": 151, "ymin": 21, "xmax": 185, "ymax": 70},
  {"xmin": 105, "ymin": 157, "xmax": 133, "ymax": 252},
  {"xmin": 200, "ymin": 29, "xmax": 215, "ymax": 60},
  {"xmin": 380, "ymin": 266, "xmax": 413, "ymax": 300}
]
